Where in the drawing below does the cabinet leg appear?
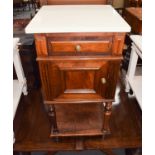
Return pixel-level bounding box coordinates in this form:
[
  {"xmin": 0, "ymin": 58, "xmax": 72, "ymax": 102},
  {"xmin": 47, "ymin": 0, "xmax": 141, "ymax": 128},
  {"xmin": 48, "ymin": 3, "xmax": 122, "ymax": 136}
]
[
  {"xmin": 102, "ymin": 102, "xmax": 112, "ymax": 135},
  {"xmin": 48, "ymin": 105, "xmax": 59, "ymax": 134}
]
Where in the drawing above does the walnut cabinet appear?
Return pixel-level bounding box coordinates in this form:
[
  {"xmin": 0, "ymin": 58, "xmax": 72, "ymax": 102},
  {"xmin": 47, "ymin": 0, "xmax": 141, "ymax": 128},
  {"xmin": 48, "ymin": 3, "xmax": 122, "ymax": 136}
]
[
  {"xmin": 34, "ymin": 32, "xmax": 125, "ymax": 137},
  {"xmin": 25, "ymin": 5, "xmax": 130, "ymax": 138}
]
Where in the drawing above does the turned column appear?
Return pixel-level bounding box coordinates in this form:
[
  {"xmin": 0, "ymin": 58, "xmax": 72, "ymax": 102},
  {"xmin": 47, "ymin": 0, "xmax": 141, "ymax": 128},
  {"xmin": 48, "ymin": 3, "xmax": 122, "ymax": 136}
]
[
  {"xmin": 48, "ymin": 105, "xmax": 59, "ymax": 134},
  {"xmin": 102, "ymin": 102, "xmax": 112, "ymax": 135}
]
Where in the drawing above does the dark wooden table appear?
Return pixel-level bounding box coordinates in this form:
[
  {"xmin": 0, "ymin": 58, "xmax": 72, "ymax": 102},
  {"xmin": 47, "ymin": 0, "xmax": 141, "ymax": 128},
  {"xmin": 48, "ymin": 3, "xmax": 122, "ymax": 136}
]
[
  {"xmin": 13, "ymin": 72, "xmax": 142, "ymax": 155},
  {"xmin": 124, "ymin": 7, "xmax": 142, "ymax": 34},
  {"xmin": 124, "ymin": 0, "xmax": 142, "ymax": 7}
]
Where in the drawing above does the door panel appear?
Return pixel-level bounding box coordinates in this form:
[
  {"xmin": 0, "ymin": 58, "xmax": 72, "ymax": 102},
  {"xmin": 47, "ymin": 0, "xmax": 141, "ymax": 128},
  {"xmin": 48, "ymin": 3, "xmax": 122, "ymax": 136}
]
[
  {"xmin": 65, "ymin": 70, "xmax": 95, "ymax": 91},
  {"xmin": 38, "ymin": 59, "xmax": 120, "ymax": 103}
]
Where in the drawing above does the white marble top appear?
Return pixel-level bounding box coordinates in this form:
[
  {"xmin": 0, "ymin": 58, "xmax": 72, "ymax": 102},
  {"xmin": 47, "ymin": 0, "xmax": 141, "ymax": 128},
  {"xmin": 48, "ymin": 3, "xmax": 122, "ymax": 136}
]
[
  {"xmin": 130, "ymin": 35, "xmax": 142, "ymax": 51},
  {"xmin": 25, "ymin": 5, "xmax": 131, "ymax": 33}
]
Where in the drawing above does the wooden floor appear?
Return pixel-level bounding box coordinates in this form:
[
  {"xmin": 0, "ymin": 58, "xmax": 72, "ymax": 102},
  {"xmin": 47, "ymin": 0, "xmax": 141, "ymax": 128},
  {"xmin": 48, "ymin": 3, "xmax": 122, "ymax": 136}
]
[{"xmin": 13, "ymin": 71, "xmax": 142, "ymax": 152}]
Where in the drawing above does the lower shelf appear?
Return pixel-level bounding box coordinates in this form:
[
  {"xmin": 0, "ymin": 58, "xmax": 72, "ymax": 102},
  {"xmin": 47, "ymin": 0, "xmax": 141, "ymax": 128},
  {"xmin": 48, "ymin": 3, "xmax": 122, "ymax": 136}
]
[
  {"xmin": 50, "ymin": 103, "xmax": 104, "ymax": 137},
  {"xmin": 50, "ymin": 129, "xmax": 103, "ymax": 137}
]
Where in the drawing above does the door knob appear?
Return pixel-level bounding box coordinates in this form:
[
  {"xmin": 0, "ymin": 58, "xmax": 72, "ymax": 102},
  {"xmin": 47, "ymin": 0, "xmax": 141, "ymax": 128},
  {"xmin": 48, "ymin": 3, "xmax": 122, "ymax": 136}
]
[
  {"xmin": 75, "ymin": 45, "xmax": 81, "ymax": 52},
  {"xmin": 101, "ymin": 77, "xmax": 106, "ymax": 84}
]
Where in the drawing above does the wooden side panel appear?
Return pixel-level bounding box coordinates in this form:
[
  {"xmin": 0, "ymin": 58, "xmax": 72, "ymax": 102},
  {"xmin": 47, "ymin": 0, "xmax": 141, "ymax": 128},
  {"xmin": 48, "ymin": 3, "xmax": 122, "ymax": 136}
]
[
  {"xmin": 112, "ymin": 33, "xmax": 126, "ymax": 55},
  {"xmin": 34, "ymin": 34, "xmax": 48, "ymax": 57},
  {"xmin": 38, "ymin": 62, "xmax": 64, "ymax": 100},
  {"xmin": 105, "ymin": 61, "xmax": 121, "ymax": 99}
]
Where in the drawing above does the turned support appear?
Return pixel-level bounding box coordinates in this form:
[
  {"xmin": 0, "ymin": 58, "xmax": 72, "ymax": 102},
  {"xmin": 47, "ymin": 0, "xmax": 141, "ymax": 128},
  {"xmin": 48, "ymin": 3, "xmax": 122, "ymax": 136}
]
[
  {"xmin": 48, "ymin": 105, "xmax": 59, "ymax": 134},
  {"xmin": 102, "ymin": 102, "xmax": 112, "ymax": 135}
]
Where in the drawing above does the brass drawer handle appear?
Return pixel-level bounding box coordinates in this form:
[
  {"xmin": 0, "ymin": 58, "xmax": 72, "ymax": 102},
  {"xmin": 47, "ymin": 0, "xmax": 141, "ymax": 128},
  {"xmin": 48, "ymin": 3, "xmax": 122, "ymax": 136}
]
[
  {"xmin": 75, "ymin": 45, "xmax": 81, "ymax": 52},
  {"xmin": 101, "ymin": 77, "xmax": 106, "ymax": 84}
]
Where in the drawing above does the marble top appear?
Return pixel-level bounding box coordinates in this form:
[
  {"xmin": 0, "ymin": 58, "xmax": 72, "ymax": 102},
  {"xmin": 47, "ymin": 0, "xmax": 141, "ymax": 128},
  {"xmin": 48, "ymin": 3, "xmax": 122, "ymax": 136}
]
[{"xmin": 25, "ymin": 5, "xmax": 131, "ymax": 33}]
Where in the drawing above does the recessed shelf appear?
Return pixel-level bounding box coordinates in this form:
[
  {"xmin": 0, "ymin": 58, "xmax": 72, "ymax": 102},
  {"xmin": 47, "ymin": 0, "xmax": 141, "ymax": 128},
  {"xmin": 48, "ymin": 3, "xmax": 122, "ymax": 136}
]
[{"xmin": 50, "ymin": 103, "xmax": 104, "ymax": 137}]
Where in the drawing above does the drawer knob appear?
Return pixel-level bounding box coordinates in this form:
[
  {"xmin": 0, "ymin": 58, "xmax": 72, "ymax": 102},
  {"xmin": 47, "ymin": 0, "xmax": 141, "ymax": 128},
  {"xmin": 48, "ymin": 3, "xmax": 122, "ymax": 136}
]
[
  {"xmin": 75, "ymin": 45, "xmax": 81, "ymax": 52},
  {"xmin": 101, "ymin": 77, "xmax": 106, "ymax": 84}
]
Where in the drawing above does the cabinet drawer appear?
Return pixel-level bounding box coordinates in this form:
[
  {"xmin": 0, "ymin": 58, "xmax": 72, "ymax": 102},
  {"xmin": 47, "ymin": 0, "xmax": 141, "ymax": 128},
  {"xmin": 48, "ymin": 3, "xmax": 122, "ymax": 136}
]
[
  {"xmin": 34, "ymin": 33, "xmax": 126, "ymax": 56},
  {"xmin": 48, "ymin": 40, "xmax": 112, "ymax": 55}
]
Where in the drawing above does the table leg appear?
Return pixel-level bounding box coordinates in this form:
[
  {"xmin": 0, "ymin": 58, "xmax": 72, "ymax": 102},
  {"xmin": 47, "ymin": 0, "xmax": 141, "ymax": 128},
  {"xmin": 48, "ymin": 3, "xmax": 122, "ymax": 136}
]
[
  {"xmin": 13, "ymin": 47, "xmax": 28, "ymax": 96},
  {"xmin": 125, "ymin": 44, "xmax": 138, "ymax": 92}
]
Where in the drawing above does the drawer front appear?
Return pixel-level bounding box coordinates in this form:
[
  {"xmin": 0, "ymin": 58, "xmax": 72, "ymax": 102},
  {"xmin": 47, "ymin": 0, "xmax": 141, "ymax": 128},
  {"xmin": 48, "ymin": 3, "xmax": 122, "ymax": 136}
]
[
  {"xmin": 48, "ymin": 40, "xmax": 112, "ymax": 54},
  {"xmin": 34, "ymin": 33, "xmax": 126, "ymax": 56},
  {"xmin": 38, "ymin": 59, "xmax": 120, "ymax": 103}
]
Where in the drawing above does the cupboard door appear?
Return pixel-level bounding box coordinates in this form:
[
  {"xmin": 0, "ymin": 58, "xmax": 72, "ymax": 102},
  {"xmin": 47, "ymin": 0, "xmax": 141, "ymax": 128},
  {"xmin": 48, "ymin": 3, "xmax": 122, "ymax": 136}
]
[{"xmin": 38, "ymin": 59, "xmax": 120, "ymax": 103}]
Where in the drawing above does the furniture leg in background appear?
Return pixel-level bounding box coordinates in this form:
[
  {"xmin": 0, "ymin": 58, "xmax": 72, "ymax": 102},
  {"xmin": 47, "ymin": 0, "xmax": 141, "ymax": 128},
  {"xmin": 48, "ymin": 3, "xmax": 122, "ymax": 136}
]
[
  {"xmin": 125, "ymin": 35, "xmax": 142, "ymax": 109},
  {"xmin": 13, "ymin": 38, "xmax": 28, "ymax": 142}
]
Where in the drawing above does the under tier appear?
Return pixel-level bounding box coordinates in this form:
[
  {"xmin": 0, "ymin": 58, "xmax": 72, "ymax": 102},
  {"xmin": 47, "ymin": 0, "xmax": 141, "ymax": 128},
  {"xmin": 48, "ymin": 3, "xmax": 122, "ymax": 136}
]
[{"xmin": 50, "ymin": 103, "xmax": 104, "ymax": 137}]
